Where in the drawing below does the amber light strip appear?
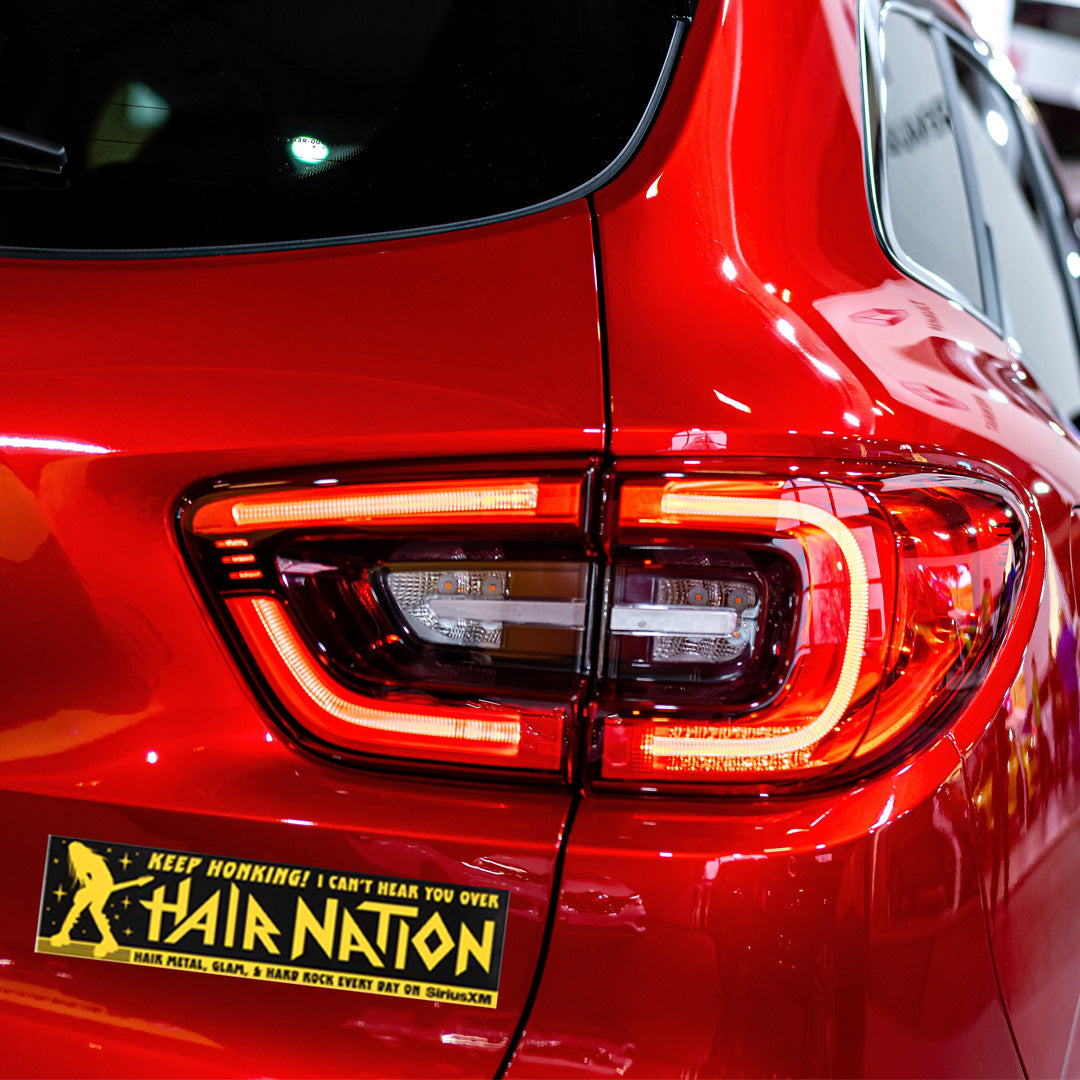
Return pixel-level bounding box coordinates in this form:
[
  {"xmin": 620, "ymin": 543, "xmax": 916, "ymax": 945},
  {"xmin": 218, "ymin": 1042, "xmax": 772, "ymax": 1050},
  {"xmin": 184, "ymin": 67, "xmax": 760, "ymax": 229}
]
[
  {"xmin": 238, "ymin": 596, "xmax": 522, "ymax": 753},
  {"xmin": 631, "ymin": 488, "xmax": 868, "ymax": 761}
]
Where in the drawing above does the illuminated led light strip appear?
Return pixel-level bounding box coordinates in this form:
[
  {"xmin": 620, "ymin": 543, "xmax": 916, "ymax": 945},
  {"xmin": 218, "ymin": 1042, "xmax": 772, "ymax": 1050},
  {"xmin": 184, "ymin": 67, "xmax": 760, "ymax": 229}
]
[
  {"xmin": 646, "ymin": 492, "xmax": 869, "ymax": 760},
  {"xmin": 245, "ymin": 597, "xmax": 522, "ymax": 752},
  {"xmin": 230, "ymin": 483, "xmax": 539, "ymax": 529}
]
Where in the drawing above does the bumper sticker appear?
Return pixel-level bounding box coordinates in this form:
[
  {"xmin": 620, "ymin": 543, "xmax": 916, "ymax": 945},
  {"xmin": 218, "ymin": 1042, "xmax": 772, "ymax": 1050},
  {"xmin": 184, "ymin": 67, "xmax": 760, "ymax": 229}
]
[{"xmin": 36, "ymin": 836, "xmax": 507, "ymax": 1008}]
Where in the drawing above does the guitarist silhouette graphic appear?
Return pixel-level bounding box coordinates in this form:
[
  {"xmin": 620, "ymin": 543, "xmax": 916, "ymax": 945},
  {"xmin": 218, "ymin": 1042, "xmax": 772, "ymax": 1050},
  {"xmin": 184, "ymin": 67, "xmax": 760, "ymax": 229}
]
[{"xmin": 50, "ymin": 842, "xmax": 153, "ymax": 957}]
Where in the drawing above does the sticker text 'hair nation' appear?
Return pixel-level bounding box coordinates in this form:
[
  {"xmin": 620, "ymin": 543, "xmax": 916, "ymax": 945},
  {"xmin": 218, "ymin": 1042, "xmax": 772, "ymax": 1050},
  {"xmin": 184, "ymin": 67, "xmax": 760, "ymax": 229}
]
[{"xmin": 36, "ymin": 836, "xmax": 508, "ymax": 1008}]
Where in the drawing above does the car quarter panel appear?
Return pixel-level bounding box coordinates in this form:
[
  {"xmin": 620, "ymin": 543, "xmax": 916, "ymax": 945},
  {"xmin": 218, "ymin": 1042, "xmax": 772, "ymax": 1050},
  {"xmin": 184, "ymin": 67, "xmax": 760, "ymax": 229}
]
[
  {"xmin": 0, "ymin": 203, "xmax": 604, "ymax": 1076},
  {"xmin": 506, "ymin": 757, "xmax": 1022, "ymax": 1078},
  {"xmin": 550, "ymin": 0, "xmax": 1080, "ymax": 1073}
]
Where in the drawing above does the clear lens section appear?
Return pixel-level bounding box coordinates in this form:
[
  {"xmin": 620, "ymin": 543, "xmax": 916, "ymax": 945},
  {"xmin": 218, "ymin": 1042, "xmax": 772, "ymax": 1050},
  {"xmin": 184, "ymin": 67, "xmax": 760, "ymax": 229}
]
[
  {"xmin": 384, "ymin": 563, "xmax": 587, "ymax": 651},
  {"xmin": 610, "ymin": 570, "xmax": 760, "ymax": 665},
  {"xmin": 275, "ymin": 545, "xmax": 589, "ymax": 691},
  {"xmin": 388, "ymin": 567, "xmax": 509, "ymax": 648}
]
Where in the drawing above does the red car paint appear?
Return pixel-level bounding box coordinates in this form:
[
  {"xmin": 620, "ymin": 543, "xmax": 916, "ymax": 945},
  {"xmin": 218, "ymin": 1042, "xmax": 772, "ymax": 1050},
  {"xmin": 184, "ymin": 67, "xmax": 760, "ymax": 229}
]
[
  {"xmin": 2, "ymin": 2, "xmax": 1080, "ymax": 1078},
  {"xmin": 0, "ymin": 206, "xmax": 599, "ymax": 1077},
  {"xmin": 512, "ymin": 1, "xmax": 1080, "ymax": 1075}
]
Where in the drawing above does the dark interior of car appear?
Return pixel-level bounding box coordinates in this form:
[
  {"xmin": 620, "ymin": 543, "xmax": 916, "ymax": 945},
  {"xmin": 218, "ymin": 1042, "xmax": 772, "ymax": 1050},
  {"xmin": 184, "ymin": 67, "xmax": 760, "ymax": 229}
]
[{"xmin": 0, "ymin": 1, "xmax": 675, "ymax": 249}]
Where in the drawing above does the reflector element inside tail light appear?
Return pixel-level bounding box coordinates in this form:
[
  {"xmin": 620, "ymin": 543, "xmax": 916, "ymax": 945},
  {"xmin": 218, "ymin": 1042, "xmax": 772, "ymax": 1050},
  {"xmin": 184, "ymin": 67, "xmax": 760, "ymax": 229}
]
[
  {"xmin": 601, "ymin": 474, "xmax": 1028, "ymax": 783},
  {"xmin": 181, "ymin": 473, "xmax": 589, "ymax": 776}
]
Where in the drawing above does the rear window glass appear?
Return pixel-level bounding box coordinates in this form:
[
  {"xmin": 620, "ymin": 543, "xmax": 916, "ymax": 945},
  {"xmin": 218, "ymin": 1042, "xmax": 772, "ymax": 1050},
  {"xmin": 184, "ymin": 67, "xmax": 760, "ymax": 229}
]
[
  {"xmin": 878, "ymin": 9, "xmax": 984, "ymax": 307},
  {"xmin": 0, "ymin": 1, "xmax": 678, "ymax": 252}
]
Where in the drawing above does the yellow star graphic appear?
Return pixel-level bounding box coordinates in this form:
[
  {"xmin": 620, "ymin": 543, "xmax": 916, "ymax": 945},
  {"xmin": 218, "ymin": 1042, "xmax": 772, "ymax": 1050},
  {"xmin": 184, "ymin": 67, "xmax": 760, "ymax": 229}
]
[
  {"xmin": 122, "ymin": 896, "xmax": 131, "ymax": 909},
  {"xmin": 119, "ymin": 853, "xmax": 132, "ymax": 871},
  {"xmin": 52, "ymin": 885, "xmax": 66, "ymax": 903}
]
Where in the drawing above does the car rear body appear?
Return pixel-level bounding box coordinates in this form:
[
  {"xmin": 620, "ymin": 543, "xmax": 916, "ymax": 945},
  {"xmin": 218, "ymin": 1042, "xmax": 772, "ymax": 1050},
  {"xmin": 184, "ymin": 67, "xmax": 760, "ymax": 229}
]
[{"xmin": 3, "ymin": 1, "xmax": 1080, "ymax": 1077}]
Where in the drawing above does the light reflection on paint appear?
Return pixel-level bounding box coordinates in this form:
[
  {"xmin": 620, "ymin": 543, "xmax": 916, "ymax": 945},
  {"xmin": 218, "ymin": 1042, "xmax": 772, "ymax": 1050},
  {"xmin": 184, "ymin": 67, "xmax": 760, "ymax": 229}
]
[
  {"xmin": 810, "ymin": 357, "xmax": 842, "ymax": 381},
  {"xmin": 0, "ymin": 436, "xmax": 113, "ymax": 454},
  {"xmin": 713, "ymin": 389, "xmax": 751, "ymax": 413}
]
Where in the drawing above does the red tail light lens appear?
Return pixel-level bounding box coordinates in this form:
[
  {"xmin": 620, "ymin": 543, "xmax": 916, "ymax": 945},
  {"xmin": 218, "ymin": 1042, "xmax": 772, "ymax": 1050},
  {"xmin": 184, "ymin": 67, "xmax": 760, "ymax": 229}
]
[
  {"xmin": 191, "ymin": 478, "xmax": 582, "ymax": 533},
  {"xmin": 180, "ymin": 471, "xmax": 591, "ymax": 777},
  {"xmin": 228, "ymin": 596, "xmax": 558, "ymax": 770},
  {"xmin": 599, "ymin": 473, "xmax": 1028, "ymax": 784},
  {"xmin": 853, "ymin": 476, "xmax": 1028, "ymax": 759},
  {"xmin": 179, "ymin": 464, "xmax": 1031, "ymax": 787}
]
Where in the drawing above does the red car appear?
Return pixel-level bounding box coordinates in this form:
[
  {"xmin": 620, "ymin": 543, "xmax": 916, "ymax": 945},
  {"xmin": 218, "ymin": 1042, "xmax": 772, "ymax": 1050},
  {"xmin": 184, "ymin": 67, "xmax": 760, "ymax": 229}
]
[{"xmin": 3, "ymin": 0, "xmax": 1080, "ymax": 1076}]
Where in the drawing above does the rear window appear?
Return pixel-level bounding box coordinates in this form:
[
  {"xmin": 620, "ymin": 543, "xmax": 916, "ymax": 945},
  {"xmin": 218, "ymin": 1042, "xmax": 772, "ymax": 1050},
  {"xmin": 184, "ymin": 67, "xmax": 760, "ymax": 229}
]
[
  {"xmin": 0, "ymin": 1, "xmax": 679, "ymax": 253},
  {"xmin": 877, "ymin": 8, "xmax": 983, "ymax": 307}
]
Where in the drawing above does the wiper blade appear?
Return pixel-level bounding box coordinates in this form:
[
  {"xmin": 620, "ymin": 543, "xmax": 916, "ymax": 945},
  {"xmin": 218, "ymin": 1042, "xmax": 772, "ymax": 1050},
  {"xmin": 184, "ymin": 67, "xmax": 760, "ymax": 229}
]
[{"xmin": 0, "ymin": 126, "xmax": 66, "ymax": 174}]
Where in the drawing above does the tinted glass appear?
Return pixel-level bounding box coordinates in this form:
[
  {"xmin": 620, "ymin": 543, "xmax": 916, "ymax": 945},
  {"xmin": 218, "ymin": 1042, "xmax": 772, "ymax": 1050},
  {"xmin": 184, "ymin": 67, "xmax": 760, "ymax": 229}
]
[
  {"xmin": 0, "ymin": 1, "xmax": 676, "ymax": 251},
  {"xmin": 1014, "ymin": 1, "xmax": 1080, "ymax": 39},
  {"xmin": 879, "ymin": 10, "xmax": 983, "ymax": 306},
  {"xmin": 948, "ymin": 47, "xmax": 1080, "ymax": 417}
]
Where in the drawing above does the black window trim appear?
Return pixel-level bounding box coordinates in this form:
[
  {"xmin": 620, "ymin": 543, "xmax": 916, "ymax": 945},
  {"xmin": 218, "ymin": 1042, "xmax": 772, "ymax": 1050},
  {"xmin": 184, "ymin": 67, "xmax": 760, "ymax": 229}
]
[{"xmin": 0, "ymin": 16, "xmax": 689, "ymax": 262}]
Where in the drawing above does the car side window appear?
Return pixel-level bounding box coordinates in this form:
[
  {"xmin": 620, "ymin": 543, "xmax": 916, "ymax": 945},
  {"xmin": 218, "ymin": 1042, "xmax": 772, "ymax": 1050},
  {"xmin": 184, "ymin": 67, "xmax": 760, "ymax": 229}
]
[
  {"xmin": 878, "ymin": 9, "xmax": 984, "ymax": 309},
  {"xmin": 943, "ymin": 46, "xmax": 1080, "ymax": 419}
]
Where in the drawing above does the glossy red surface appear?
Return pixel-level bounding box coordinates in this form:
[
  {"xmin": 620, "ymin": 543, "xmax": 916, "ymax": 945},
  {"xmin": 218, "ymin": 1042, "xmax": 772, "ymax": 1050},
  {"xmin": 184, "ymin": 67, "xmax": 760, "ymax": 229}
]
[
  {"xmin": 507, "ymin": 762, "xmax": 1022, "ymax": 1078},
  {"xmin": 0, "ymin": 204, "xmax": 600, "ymax": 1076},
  {"xmin": 514, "ymin": 0, "xmax": 1080, "ymax": 1074},
  {"xmin": 5, "ymin": 0, "xmax": 1080, "ymax": 1077}
]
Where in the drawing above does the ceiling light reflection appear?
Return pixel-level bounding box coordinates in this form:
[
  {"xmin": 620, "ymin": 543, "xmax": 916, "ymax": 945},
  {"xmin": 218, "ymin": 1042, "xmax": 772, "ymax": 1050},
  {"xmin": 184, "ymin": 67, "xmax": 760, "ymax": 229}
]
[
  {"xmin": 290, "ymin": 136, "xmax": 329, "ymax": 164},
  {"xmin": 985, "ymin": 110, "xmax": 1008, "ymax": 147}
]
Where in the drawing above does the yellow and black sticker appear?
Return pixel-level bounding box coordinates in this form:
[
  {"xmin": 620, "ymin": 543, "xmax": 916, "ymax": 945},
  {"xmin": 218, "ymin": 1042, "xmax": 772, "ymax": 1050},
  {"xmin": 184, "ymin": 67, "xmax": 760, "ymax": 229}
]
[{"xmin": 36, "ymin": 836, "xmax": 507, "ymax": 1008}]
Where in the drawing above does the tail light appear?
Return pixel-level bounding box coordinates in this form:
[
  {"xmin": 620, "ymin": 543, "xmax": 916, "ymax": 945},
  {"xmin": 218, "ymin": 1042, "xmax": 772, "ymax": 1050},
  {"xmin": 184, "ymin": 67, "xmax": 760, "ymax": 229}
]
[
  {"xmin": 600, "ymin": 473, "xmax": 1028, "ymax": 784},
  {"xmin": 180, "ymin": 470, "xmax": 594, "ymax": 778},
  {"xmin": 178, "ymin": 464, "xmax": 1032, "ymax": 788}
]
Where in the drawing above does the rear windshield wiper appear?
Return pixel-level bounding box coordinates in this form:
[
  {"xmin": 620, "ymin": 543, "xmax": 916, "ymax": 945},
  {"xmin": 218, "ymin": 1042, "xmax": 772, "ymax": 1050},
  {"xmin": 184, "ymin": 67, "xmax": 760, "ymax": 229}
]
[{"xmin": 0, "ymin": 126, "xmax": 66, "ymax": 175}]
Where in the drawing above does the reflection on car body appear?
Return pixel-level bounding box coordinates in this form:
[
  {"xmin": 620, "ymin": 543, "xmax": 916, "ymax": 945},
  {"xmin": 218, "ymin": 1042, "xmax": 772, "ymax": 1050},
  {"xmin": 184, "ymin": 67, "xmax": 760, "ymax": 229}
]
[{"xmin": 6, "ymin": 1, "xmax": 1080, "ymax": 1077}]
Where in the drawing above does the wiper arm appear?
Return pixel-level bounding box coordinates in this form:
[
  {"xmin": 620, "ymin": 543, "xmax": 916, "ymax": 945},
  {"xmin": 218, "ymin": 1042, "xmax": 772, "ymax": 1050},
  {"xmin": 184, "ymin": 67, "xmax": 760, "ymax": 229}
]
[{"xmin": 0, "ymin": 126, "xmax": 66, "ymax": 174}]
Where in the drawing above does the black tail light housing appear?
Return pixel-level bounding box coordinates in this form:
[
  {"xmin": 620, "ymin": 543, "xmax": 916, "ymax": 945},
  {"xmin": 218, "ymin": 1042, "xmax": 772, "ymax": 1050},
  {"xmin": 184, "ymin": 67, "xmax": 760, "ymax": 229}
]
[{"xmin": 177, "ymin": 460, "xmax": 1034, "ymax": 789}]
